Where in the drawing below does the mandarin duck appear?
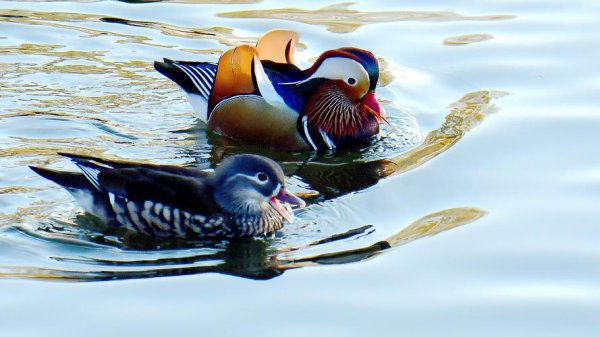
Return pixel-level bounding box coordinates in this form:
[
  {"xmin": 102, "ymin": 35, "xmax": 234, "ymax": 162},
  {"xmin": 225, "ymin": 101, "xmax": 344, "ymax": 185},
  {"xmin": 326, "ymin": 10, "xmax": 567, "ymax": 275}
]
[
  {"xmin": 154, "ymin": 29, "xmax": 385, "ymax": 151},
  {"xmin": 30, "ymin": 153, "xmax": 305, "ymax": 238}
]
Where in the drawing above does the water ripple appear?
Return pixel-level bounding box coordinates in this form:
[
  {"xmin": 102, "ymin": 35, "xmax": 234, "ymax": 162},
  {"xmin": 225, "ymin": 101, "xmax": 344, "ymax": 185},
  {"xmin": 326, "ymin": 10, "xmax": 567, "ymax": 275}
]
[{"xmin": 218, "ymin": 3, "xmax": 515, "ymax": 33}]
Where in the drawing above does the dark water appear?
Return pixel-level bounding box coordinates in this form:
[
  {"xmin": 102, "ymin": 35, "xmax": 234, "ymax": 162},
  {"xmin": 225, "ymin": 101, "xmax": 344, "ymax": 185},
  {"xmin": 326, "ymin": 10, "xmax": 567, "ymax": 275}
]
[{"xmin": 1, "ymin": 0, "xmax": 599, "ymax": 336}]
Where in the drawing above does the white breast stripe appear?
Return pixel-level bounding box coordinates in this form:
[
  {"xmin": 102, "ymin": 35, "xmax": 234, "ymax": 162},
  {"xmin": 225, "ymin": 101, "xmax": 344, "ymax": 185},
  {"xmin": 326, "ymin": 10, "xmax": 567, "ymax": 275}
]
[
  {"xmin": 302, "ymin": 116, "xmax": 318, "ymax": 150},
  {"xmin": 108, "ymin": 192, "xmax": 116, "ymax": 208},
  {"xmin": 319, "ymin": 129, "xmax": 336, "ymax": 149},
  {"xmin": 253, "ymin": 58, "xmax": 287, "ymax": 108}
]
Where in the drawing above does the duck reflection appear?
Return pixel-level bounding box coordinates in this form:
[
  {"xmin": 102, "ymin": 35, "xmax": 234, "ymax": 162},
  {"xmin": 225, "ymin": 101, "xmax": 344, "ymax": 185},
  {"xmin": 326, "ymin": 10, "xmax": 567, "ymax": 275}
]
[
  {"xmin": 0, "ymin": 91, "xmax": 499, "ymax": 282},
  {"xmin": 192, "ymin": 90, "xmax": 497, "ymax": 201},
  {"xmin": 203, "ymin": 138, "xmax": 388, "ymax": 200},
  {"xmin": 1, "ymin": 207, "xmax": 484, "ymax": 282}
]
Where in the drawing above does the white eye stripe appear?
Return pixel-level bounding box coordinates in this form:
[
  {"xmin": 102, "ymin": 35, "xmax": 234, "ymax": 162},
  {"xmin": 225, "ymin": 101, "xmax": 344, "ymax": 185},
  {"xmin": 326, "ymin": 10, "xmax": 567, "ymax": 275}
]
[
  {"xmin": 225, "ymin": 172, "xmax": 270, "ymax": 185},
  {"xmin": 279, "ymin": 57, "xmax": 369, "ymax": 91}
]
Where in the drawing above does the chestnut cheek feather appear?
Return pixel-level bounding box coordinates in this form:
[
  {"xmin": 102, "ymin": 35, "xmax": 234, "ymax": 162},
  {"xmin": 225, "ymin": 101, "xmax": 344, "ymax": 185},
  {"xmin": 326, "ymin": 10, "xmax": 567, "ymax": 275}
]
[
  {"xmin": 304, "ymin": 81, "xmax": 377, "ymax": 139},
  {"xmin": 359, "ymin": 92, "xmax": 387, "ymax": 123}
]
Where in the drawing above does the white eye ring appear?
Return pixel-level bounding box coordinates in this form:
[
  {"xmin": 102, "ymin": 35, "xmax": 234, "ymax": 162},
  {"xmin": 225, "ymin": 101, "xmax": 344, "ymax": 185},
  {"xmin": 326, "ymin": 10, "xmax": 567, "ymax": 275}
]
[
  {"xmin": 347, "ymin": 77, "xmax": 356, "ymax": 85},
  {"xmin": 244, "ymin": 172, "xmax": 269, "ymax": 185},
  {"xmin": 257, "ymin": 172, "xmax": 268, "ymax": 183}
]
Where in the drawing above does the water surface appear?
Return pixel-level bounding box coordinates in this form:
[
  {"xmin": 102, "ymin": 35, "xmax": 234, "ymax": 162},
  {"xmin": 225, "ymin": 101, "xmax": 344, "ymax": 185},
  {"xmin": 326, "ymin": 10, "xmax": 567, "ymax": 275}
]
[{"xmin": 0, "ymin": 0, "xmax": 599, "ymax": 336}]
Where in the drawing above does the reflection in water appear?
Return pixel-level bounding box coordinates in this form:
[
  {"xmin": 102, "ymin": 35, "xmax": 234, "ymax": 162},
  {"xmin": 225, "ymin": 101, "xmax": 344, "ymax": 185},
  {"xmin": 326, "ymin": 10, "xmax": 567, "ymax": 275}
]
[
  {"xmin": 0, "ymin": 87, "xmax": 501, "ymax": 281},
  {"xmin": 443, "ymin": 33, "xmax": 494, "ymax": 46},
  {"xmin": 116, "ymin": 0, "xmax": 261, "ymax": 3},
  {"xmin": 207, "ymin": 90, "xmax": 503, "ymax": 200},
  {"xmin": 0, "ymin": 207, "xmax": 485, "ymax": 281},
  {"xmin": 0, "ymin": 9, "xmax": 251, "ymax": 47},
  {"xmin": 0, "ymin": 3, "xmax": 505, "ymax": 282},
  {"xmin": 306, "ymin": 91, "xmax": 501, "ymax": 198},
  {"xmin": 218, "ymin": 3, "xmax": 515, "ymax": 33},
  {"xmin": 1, "ymin": 0, "xmax": 597, "ymax": 333},
  {"xmin": 1, "ymin": 0, "xmax": 261, "ymax": 2}
]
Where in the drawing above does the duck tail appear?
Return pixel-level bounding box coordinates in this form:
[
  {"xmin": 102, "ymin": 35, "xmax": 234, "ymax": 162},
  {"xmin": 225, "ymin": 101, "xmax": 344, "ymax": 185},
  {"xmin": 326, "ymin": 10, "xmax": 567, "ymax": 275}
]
[
  {"xmin": 30, "ymin": 166, "xmax": 115, "ymax": 221},
  {"xmin": 154, "ymin": 59, "xmax": 217, "ymax": 122},
  {"xmin": 154, "ymin": 59, "xmax": 216, "ymax": 100},
  {"xmin": 29, "ymin": 166, "xmax": 93, "ymax": 190}
]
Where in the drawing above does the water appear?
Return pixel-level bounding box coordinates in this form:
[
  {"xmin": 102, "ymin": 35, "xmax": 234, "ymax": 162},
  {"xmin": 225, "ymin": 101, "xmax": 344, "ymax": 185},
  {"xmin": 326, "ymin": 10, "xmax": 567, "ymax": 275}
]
[{"xmin": 1, "ymin": 0, "xmax": 599, "ymax": 336}]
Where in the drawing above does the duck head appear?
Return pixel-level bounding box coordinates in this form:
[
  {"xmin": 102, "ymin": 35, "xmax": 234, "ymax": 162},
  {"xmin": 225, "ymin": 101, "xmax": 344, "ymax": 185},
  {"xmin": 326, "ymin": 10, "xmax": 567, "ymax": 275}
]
[
  {"xmin": 286, "ymin": 48, "xmax": 385, "ymax": 150},
  {"xmin": 209, "ymin": 154, "xmax": 305, "ymax": 223}
]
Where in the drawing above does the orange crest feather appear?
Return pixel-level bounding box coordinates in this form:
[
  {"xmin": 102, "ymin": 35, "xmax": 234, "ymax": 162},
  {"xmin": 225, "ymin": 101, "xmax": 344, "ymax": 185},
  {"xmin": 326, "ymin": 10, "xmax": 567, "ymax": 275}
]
[
  {"xmin": 209, "ymin": 45, "xmax": 258, "ymax": 112},
  {"xmin": 255, "ymin": 29, "xmax": 298, "ymax": 64}
]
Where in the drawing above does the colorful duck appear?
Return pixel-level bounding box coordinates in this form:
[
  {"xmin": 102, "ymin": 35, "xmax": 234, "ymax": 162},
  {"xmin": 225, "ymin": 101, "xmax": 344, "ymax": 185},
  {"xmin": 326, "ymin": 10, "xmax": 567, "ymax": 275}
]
[
  {"xmin": 155, "ymin": 29, "xmax": 385, "ymax": 151},
  {"xmin": 30, "ymin": 153, "xmax": 305, "ymax": 238}
]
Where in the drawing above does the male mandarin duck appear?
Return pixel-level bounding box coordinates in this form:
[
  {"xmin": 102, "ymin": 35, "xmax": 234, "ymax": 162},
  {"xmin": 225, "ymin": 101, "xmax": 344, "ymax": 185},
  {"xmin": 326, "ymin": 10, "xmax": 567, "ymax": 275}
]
[
  {"xmin": 154, "ymin": 29, "xmax": 385, "ymax": 151},
  {"xmin": 30, "ymin": 153, "xmax": 305, "ymax": 238}
]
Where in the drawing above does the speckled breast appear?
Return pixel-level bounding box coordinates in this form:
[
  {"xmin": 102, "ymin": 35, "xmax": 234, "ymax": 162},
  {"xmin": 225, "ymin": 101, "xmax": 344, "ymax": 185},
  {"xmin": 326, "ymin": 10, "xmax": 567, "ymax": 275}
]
[{"xmin": 110, "ymin": 195, "xmax": 283, "ymax": 238}]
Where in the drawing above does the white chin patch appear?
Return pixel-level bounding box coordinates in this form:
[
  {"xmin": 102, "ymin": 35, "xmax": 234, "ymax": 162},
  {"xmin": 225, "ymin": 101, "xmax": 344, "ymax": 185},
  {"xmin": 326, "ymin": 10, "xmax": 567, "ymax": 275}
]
[{"xmin": 185, "ymin": 93, "xmax": 209, "ymax": 122}]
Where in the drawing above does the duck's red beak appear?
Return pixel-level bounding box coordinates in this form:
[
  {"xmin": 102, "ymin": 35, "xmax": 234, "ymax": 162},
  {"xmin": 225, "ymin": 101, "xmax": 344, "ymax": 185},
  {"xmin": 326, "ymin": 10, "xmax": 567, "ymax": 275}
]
[
  {"xmin": 269, "ymin": 187, "xmax": 305, "ymax": 223},
  {"xmin": 360, "ymin": 91, "xmax": 386, "ymax": 123}
]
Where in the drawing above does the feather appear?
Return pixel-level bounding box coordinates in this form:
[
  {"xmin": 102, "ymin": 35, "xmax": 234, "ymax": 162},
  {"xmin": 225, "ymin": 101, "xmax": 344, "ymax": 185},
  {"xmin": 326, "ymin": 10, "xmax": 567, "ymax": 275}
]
[
  {"xmin": 154, "ymin": 60, "xmax": 217, "ymax": 121},
  {"xmin": 208, "ymin": 45, "xmax": 258, "ymax": 114},
  {"xmin": 255, "ymin": 29, "xmax": 298, "ymax": 64},
  {"xmin": 302, "ymin": 81, "xmax": 380, "ymax": 148}
]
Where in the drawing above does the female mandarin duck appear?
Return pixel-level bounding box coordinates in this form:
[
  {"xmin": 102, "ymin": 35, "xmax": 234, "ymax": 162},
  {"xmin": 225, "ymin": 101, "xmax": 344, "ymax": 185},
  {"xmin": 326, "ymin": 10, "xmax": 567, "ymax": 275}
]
[
  {"xmin": 30, "ymin": 153, "xmax": 305, "ymax": 238},
  {"xmin": 154, "ymin": 29, "xmax": 385, "ymax": 151}
]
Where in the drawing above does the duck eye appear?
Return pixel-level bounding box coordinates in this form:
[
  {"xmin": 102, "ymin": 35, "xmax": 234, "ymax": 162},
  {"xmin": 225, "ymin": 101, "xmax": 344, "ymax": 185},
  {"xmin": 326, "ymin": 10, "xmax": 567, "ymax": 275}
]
[
  {"xmin": 347, "ymin": 77, "xmax": 356, "ymax": 85},
  {"xmin": 257, "ymin": 173, "xmax": 268, "ymax": 182}
]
